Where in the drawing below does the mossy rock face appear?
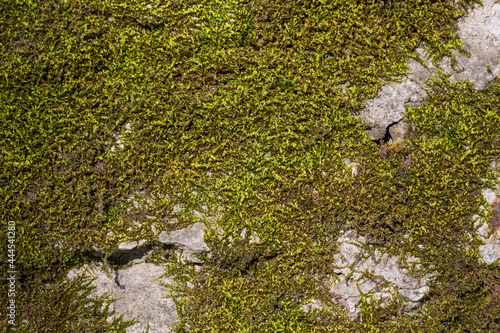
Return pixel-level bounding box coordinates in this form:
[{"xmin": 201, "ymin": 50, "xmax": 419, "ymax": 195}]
[{"xmin": 1, "ymin": 0, "xmax": 500, "ymax": 332}]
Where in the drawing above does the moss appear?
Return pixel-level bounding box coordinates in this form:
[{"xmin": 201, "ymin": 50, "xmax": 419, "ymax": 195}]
[
  {"xmin": 0, "ymin": 273, "xmax": 134, "ymax": 332},
  {"xmin": 1, "ymin": 0, "xmax": 500, "ymax": 331}
]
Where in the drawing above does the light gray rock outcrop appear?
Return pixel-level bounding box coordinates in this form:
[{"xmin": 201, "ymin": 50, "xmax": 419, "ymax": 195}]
[
  {"xmin": 362, "ymin": 0, "xmax": 500, "ymax": 141},
  {"xmin": 68, "ymin": 262, "xmax": 179, "ymax": 333},
  {"xmin": 67, "ymin": 222, "xmax": 212, "ymax": 332},
  {"xmin": 158, "ymin": 222, "xmax": 210, "ymax": 263},
  {"xmin": 107, "ymin": 222, "xmax": 211, "ymax": 265},
  {"xmin": 330, "ymin": 230, "xmax": 432, "ymax": 317},
  {"xmin": 475, "ymin": 186, "xmax": 500, "ymax": 265}
]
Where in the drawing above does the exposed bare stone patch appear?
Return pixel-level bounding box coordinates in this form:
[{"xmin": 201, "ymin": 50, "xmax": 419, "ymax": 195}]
[
  {"xmin": 68, "ymin": 262, "xmax": 179, "ymax": 333},
  {"xmin": 476, "ymin": 186, "xmax": 500, "ymax": 265},
  {"xmin": 362, "ymin": 0, "xmax": 500, "ymax": 141},
  {"xmin": 330, "ymin": 230, "xmax": 432, "ymax": 317}
]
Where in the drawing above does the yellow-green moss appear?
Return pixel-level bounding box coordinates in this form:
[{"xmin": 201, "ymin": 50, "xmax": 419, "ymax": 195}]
[{"xmin": 1, "ymin": 0, "xmax": 500, "ymax": 332}]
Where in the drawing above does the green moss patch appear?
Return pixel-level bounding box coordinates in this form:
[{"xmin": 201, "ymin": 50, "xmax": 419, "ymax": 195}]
[{"xmin": 2, "ymin": 0, "xmax": 500, "ymax": 331}]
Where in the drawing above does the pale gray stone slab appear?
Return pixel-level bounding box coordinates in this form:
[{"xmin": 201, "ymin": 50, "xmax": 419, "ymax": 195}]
[{"xmin": 68, "ymin": 262, "xmax": 179, "ymax": 333}]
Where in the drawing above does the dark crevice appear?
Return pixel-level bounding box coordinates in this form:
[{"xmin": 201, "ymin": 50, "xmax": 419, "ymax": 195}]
[
  {"xmin": 373, "ymin": 118, "xmax": 403, "ymax": 146},
  {"xmin": 107, "ymin": 245, "xmax": 153, "ymax": 265},
  {"xmin": 107, "ymin": 242, "xmax": 174, "ymax": 266},
  {"xmin": 114, "ymin": 271, "xmax": 125, "ymax": 290}
]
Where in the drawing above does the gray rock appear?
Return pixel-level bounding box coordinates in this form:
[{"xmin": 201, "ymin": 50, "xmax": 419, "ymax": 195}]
[
  {"xmin": 388, "ymin": 119, "xmax": 408, "ymax": 144},
  {"xmin": 452, "ymin": 1, "xmax": 500, "ymax": 89},
  {"xmin": 118, "ymin": 239, "xmax": 147, "ymax": 251},
  {"xmin": 68, "ymin": 262, "xmax": 179, "ymax": 333},
  {"xmin": 109, "ymin": 243, "xmax": 153, "ymax": 266},
  {"xmin": 65, "ymin": 221, "xmax": 215, "ymax": 331},
  {"xmin": 475, "ymin": 186, "xmax": 500, "ymax": 265},
  {"xmin": 158, "ymin": 222, "xmax": 210, "ymax": 263},
  {"xmin": 300, "ymin": 299, "xmax": 323, "ymax": 313},
  {"xmin": 363, "ymin": 82, "xmax": 416, "ymax": 141},
  {"xmin": 362, "ymin": 0, "xmax": 500, "ymax": 141},
  {"xmin": 330, "ymin": 230, "xmax": 432, "ymax": 317}
]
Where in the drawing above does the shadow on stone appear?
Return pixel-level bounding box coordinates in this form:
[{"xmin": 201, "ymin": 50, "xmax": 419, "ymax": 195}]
[{"xmin": 108, "ymin": 245, "xmax": 154, "ymax": 265}]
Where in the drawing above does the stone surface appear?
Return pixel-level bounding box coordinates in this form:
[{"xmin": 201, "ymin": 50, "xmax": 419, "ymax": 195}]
[
  {"xmin": 66, "ymin": 221, "xmax": 213, "ymax": 331},
  {"xmin": 118, "ymin": 239, "xmax": 147, "ymax": 251},
  {"xmin": 158, "ymin": 222, "xmax": 210, "ymax": 263},
  {"xmin": 475, "ymin": 186, "xmax": 500, "ymax": 265},
  {"xmin": 68, "ymin": 262, "xmax": 179, "ymax": 333},
  {"xmin": 330, "ymin": 230, "xmax": 432, "ymax": 317},
  {"xmin": 108, "ymin": 243, "xmax": 154, "ymax": 266},
  {"xmin": 388, "ymin": 119, "xmax": 407, "ymax": 144},
  {"xmin": 362, "ymin": 0, "xmax": 500, "ymax": 141},
  {"xmin": 300, "ymin": 299, "xmax": 323, "ymax": 313}
]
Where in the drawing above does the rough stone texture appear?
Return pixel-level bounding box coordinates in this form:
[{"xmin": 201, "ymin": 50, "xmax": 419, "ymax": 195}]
[
  {"xmin": 300, "ymin": 299, "xmax": 323, "ymax": 313},
  {"xmin": 103, "ymin": 222, "xmax": 212, "ymax": 265},
  {"xmin": 388, "ymin": 119, "xmax": 407, "ymax": 144},
  {"xmin": 363, "ymin": 0, "xmax": 500, "ymax": 140},
  {"xmin": 68, "ymin": 262, "xmax": 179, "ymax": 333},
  {"xmin": 451, "ymin": 1, "xmax": 500, "ymax": 89},
  {"xmin": 118, "ymin": 239, "xmax": 147, "ymax": 251},
  {"xmin": 330, "ymin": 230, "xmax": 432, "ymax": 317},
  {"xmin": 109, "ymin": 245, "xmax": 153, "ymax": 266},
  {"xmin": 158, "ymin": 222, "xmax": 210, "ymax": 263},
  {"xmin": 66, "ymin": 221, "xmax": 213, "ymax": 332},
  {"xmin": 475, "ymin": 186, "xmax": 500, "ymax": 265}
]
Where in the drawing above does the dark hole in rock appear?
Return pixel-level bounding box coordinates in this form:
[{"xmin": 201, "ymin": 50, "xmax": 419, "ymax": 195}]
[
  {"xmin": 373, "ymin": 124, "xmax": 393, "ymax": 146},
  {"xmin": 373, "ymin": 119, "xmax": 406, "ymax": 158},
  {"xmin": 372, "ymin": 120, "xmax": 403, "ymax": 147}
]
